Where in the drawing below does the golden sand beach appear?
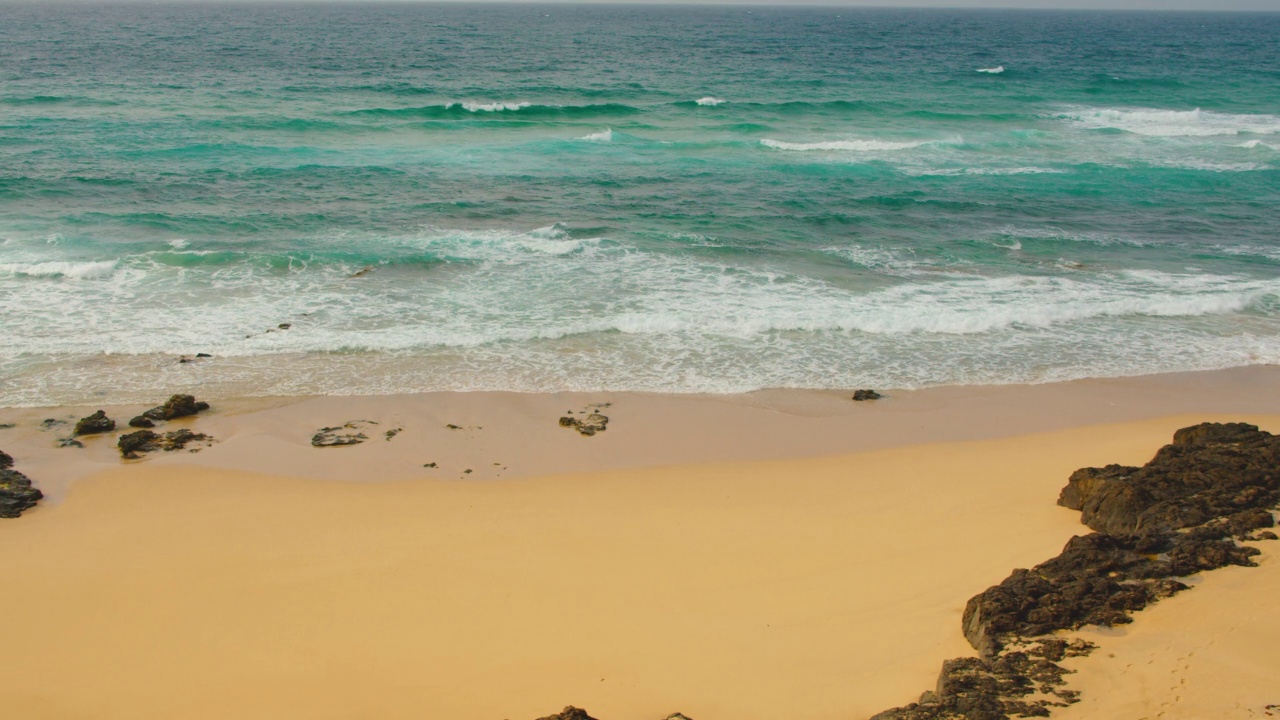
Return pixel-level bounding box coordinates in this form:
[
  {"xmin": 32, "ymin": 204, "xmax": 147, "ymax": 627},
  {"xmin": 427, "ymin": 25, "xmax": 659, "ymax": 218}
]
[{"xmin": 1, "ymin": 367, "xmax": 1278, "ymax": 720}]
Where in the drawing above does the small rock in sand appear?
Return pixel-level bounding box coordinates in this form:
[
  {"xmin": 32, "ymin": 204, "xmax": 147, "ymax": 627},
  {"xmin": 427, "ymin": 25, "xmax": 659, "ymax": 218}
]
[{"xmin": 852, "ymin": 389, "xmax": 882, "ymax": 401}]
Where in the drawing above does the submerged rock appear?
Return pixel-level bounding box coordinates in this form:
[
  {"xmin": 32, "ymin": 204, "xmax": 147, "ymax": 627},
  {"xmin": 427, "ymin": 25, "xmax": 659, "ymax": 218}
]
[
  {"xmin": 1, "ymin": 452, "xmax": 42, "ymax": 518},
  {"xmin": 74, "ymin": 409, "xmax": 116, "ymax": 436},
  {"xmin": 57, "ymin": 437, "xmax": 85, "ymax": 449},
  {"xmin": 311, "ymin": 421, "xmax": 375, "ymax": 447},
  {"xmin": 852, "ymin": 389, "xmax": 882, "ymax": 401},
  {"xmin": 141, "ymin": 394, "xmax": 211, "ymax": 422}
]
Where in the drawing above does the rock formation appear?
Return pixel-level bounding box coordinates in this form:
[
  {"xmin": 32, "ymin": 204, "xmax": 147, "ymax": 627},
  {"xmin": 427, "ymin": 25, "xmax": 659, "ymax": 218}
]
[
  {"xmin": 73, "ymin": 410, "xmax": 116, "ymax": 436},
  {"xmin": 872, "ymin": 422, "xmax": 1279, "ymax": 719},
  {"xmin": 140, "ymin": 394, "xmax": 211, "ymax": 422},
  {"xmin": 853, "ymin": 389, "xmax": 882, "ymax": 401},
  {"xmin": 1, "ymin": 450, "xmax": 42, "ymax": 518},
  {"xmin": 118, "ymin": 429, "xmax": 212, "ymax": 459},
  {"xmin": 534, "ymin": 708, "xmax": 598, "ymax": 720}
]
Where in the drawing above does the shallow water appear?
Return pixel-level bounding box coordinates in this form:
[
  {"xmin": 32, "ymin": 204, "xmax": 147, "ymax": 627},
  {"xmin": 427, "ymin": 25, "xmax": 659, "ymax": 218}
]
[{"xmin": 2, "ymin": 4, "xmax": 1278, "ymax": 405}]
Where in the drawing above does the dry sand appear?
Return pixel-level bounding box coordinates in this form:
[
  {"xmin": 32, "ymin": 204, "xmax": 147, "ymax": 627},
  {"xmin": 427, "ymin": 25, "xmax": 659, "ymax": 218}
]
[{"xmin": 1, "ymin": 367, "xmax": 1279, "ymax": 719}]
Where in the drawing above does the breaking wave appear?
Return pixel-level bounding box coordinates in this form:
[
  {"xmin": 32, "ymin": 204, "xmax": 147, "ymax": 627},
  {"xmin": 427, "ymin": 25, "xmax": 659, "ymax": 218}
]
[
  {"xmin": 0, "ymin": 260, "xmax": 119, "ymax": 279},
  {"xmin": 761, "ymin": 138, "xmax": 945, "ymax": 152},
  {"xmin": 1061, "ymin": 107, "xmax": 1280, "ymax": 137}
]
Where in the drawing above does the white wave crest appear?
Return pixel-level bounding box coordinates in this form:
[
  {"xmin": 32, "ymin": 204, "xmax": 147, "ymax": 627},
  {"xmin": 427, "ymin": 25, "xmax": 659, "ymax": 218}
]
[
  {"xmin": 450, "ymin": 101, "xmax": 531, "ymax": 113},
  {"xmin": 578, "ymin": 129, "xmax": 613, "ymax": 142},
  {"xmin": 1062, "ymin": 107, "xmax": 1280, "ymax": 137},
  {"xmin": 0, "ymin": 260, "xmax": 118, "ymax": 279},
  {"xmin": 912, "ymin": 167, "xmax": 1064, "ymax": 177},
  {"xmin": 167, "ymin": 238, "xmax": 189, "ymax": 249},
  {"xmin": 695, "ymin": 97, "xmax": 726, "ymax": 106},
  {"xmin": 1239, "ymin": 140, "xmax": 1280, "ymax": 151},
  {"xmin": 415, "ymin": 223, "xmax": 601, "ymax": 259},
  {"xmin": 761, "ymin": 138, "xmax": 944, "ymax": 152},
  {"xmin": 977, "ymin": 66, "xmax": 1004, "ymax": 74}
]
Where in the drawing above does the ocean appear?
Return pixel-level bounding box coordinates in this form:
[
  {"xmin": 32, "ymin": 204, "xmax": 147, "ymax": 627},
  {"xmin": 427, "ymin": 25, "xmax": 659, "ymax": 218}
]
[{"xmin": 1, "ymin": 3, "xmax": 1278, "ymax": 406}]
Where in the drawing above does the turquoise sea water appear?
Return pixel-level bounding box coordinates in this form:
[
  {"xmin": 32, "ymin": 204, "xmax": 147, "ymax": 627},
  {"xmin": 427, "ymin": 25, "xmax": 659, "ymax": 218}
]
[{"xmin": 2, "ymin": 4, "xmax": 1279, "ymax": 406}]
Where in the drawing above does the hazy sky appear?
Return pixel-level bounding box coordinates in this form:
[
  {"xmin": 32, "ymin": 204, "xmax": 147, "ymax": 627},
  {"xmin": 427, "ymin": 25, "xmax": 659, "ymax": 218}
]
[
  {"xmin": 446, "ymin": 0, "xmax": 1280, "ymax": 8},
  {"xmin": 27, "ymin": 0, "xmax": 1280, "ymax": 8},
  {"xmin": 29, "ymin": 0, "xmax": 1280, "ymax": 9}
]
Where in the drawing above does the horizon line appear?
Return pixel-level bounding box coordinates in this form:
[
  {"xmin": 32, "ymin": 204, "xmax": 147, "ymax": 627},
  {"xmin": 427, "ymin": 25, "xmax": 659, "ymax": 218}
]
[{"xmin": 6, "ymin": 0, "xmax": 1280, "ymax": 10}]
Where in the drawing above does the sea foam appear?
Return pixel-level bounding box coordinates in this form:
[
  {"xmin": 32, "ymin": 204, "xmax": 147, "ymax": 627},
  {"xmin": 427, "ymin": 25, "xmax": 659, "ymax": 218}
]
[
  {"xmin": 695, "ymin": 97, "xmax": 726, "ymax": 106},
  {"xmin": 450, "ymin": 101, "xmax": 532, "ymax": 113},
  {"xmin": 0, "ymin": 260, "xmax": 119, "ymax": 279},
  {"xmin": 1063, "ymin": 107, "xmax": 1280, "ymax": 137},
  {"xmin": 977, "ymin": 66, "xmax": 1005, "ymax": 74},
  {"xmin": 761, "ymin": 138, "xmax": 940, "ymax": 152},
  {"xmin": 578, "ymin": 129, "xmax": 613, "ymax": 142}
]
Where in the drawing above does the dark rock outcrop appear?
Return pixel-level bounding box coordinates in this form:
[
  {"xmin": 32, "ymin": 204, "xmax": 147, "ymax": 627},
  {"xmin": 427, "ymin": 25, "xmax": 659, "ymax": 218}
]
[
  {"xmin": 74, "ymin": 410, "xmax": 116, "ymax": 436},
  {"xmin": 141, "ymin": 394, "xmax": 211, "ymax": 422},
  {"xmin": 1059, "ymin": 421, "xmax": 1279, "ymax": 537},
  {"xmin": 853, "ymin": 389, "xmax": 882, "ymax": 401},
  {"xmin": 118, "ymin": 429, "xmax": 212, "ymax": 459},
  {"xmin": 118, "ymin": 430, "xmax": 160, "ymax": 458},
  {"xmin": 870, "ymin": 640, "xmax": 1093, "ymax": 720},
  {"xmin": 129, "ymin": 416, "xmax": 155, "ymax": 428},
  {"xmin": 1, "ymin": 451, "xmax": 42, "ymax": 518},
  {"xmin": 534, "ymin": 708, "xmax": 598, "ymax": 720},
  {"xmin": 559, "ymin": 412, "xmax": 608, "ymax": 436},
  {"xmin": 872, "ymin": 422, "xmax": 1280, "ymax": 720}
]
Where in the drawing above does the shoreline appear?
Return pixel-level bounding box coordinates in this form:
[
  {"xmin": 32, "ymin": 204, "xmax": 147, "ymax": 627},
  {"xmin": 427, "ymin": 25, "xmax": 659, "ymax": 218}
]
[
  {"xmin": 1, "ymin": 366, "xmax": 1279, "ymax": 718},
  {"xmin": 2, "ymin": 364, "xmax": 1278, "ymax": 501}
]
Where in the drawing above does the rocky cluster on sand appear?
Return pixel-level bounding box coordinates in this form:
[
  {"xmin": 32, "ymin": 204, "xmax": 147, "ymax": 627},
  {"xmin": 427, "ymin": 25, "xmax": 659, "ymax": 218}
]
[
  {"xmin": 311, "ymin": 420, "xmax": 379, "ymax": 447},
  {"xmin": 871, "ymin": 422, "xmax": 1280, "ymax": 720},
  {"xmin": 118, "ymin": 429, "xmax": 212, "ymax": 459},
  {"xmin": 559, "ymin": 404, "xmax": 611, "ymax": 436},
  {"xmin": 0, "ymin": 449, "xmax": 42, "ymax": 518}
]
